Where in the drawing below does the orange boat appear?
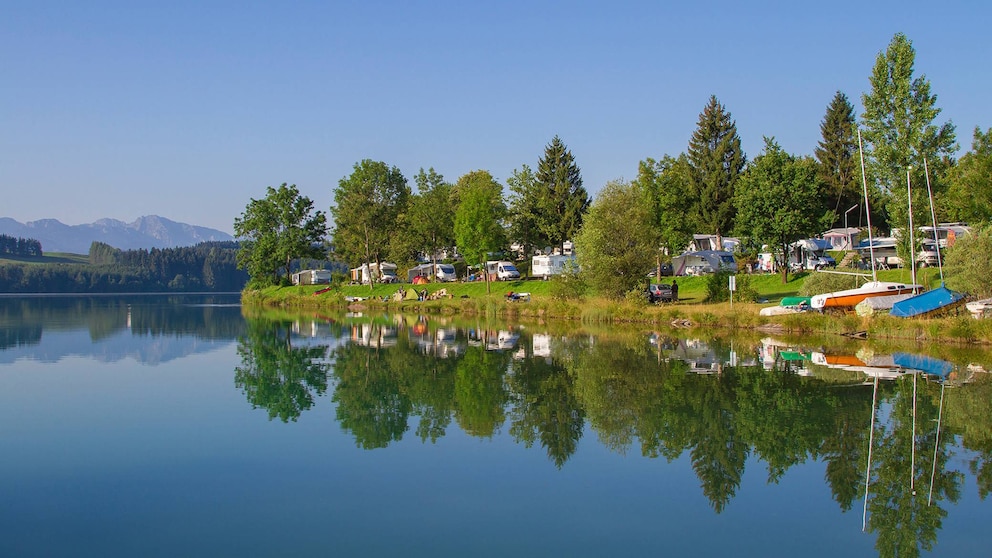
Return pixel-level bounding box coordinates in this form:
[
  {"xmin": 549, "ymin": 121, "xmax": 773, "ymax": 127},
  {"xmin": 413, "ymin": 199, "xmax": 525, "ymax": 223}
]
[{"xmin": 809, "ymin": 281, "xmax": 921, "ymax": 310}]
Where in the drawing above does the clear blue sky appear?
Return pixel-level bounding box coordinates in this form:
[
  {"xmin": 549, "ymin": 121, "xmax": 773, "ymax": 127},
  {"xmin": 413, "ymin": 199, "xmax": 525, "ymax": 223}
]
[{"xmin": 3, "ymin": 1, "xmax": 989, "ymax": 234}]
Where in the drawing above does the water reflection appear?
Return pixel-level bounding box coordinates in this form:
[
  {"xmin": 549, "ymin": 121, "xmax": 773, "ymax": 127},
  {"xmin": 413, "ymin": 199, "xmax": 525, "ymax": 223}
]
[
  {"xmin": 233, "ymin": 311, "xmax": 992, "ymax": 556},
  {"xmin": 0, "ymin": 294, "xmax": 244, "ymax": 364}
]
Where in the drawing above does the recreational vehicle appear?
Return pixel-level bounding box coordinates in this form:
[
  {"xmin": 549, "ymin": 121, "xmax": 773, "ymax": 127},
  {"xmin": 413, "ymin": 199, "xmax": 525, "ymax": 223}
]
[
  {"xmin": 407, "ymin": 263, "xmax": 459, "ymax": 282},
  {"xmin": 485, "ymin": 260, "xmax": 521, "ymax": 281},
  {"xmin": 531, "ymin": 254, "xmax": 576, "ymax": 279},
  {"xmin": 789, "ymin": 239, "xmax": 837, "ymax": 271},
  {"xmin": 672, "ymin": 250, "xmax": 737, "ymax": 276},
  {"xmin": 291, "ymin": 269, "xmax": 332, "ymax": 285},
  {"xmin": 350, "ymin": 262, "xmax": 399, "ymax": 284}
]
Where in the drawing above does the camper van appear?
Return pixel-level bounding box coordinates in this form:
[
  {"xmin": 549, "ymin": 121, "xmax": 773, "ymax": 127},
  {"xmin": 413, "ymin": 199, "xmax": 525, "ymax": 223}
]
[
  {"xmin": 485, "ymin": 260, "xmax": 521, "ymax": 281},
  {"xmin": 531, "ymin": 254, "xmax": 576, "ymax": 279},
  {"xmin": 672, "ymin": 250, "xmax": 737, "ymax": 276}
]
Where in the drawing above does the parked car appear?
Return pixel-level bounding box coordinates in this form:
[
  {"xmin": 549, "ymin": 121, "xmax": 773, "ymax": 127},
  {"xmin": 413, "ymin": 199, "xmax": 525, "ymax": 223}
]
[{"xmin": 647, "ymin": 283, "xmax": 676, "ymax": 303}]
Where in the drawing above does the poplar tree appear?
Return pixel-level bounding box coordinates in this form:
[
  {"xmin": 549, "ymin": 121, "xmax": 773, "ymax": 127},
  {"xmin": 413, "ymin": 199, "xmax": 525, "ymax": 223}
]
[
  {"xmin": 815, "ymin": 91, "xmax": 860, "ymax": 226},
  {"xmin": 861, "ymin": 33, "xmax": 956, "ymax": 238},
  {"xmin": 687, "ymin": 96, "xmax": 745, "ymax": 241},
  {"xmin": 536, "ymin": 136, "xmax": 590, "ymax": 251}
]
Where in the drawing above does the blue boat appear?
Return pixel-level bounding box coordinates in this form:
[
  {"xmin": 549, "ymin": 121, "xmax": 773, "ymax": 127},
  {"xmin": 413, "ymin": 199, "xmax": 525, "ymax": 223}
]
[{"xmin": 889, "ymin": 283, "xmax": 966, "ymax": 318}]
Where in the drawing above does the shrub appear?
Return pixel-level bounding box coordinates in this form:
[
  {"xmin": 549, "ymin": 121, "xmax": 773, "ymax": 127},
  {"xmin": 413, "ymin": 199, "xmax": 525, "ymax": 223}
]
[
  {"xmin": 798, "ymin": 271, "xmax": 862, "ymax": 297},
  {"xmin": 550, "ymin": 268, "xmax": 588, "ymax": 301},
  {"xmin": 945, "ymin": 224, "xmax": 992, "ymax": 298},
  {"xmin": 624, "ymin": 289, "xmax": 648, "ymax": 305}
]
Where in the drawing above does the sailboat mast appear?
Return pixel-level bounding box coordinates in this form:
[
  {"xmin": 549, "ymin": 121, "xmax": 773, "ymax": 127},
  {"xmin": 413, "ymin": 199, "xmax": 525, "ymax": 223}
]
[
  {"xmin": 858, "ymin": 130, "xmax": 878, "ymax": 282},
  {"xmin": 911, "ymin": 372, "xmax": 918, "ymax": 495},
  {"xmin": 923, "ymin": 158, "xmax": 945, "ymax": 283},
  {"xmin": 863, "ymin": 375, "xmax": 879, "ymax": 532},
  {"xmin": 928, "ymin": 380, "xmax": 945, "ymax": 506},
  {"xmin": 907, "ymin": 168, "xmax": 917, "ymax": 287}
]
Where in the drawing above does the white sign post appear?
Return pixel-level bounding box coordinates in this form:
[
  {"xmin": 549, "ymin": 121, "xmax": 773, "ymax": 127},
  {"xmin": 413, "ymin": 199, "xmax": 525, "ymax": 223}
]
[{"xmin": 729, "ymin": 274, "xmax": 736, "ymax": 308}]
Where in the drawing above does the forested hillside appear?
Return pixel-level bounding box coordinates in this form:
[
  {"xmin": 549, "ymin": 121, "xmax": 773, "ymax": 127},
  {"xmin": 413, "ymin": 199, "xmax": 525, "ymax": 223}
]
[{"xmin": 0, "ymin": 241, "xmax": 247, "ymax": 293}]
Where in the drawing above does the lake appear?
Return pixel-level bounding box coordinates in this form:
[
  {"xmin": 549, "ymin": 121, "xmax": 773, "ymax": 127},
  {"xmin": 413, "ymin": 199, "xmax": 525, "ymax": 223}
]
[{"xmin": 1, "ymin": 294, "xmax": 989, "ymax": 557}]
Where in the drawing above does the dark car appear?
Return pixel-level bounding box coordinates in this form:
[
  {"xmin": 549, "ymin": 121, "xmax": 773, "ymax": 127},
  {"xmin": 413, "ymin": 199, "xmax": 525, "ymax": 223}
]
[{"xmin": 647, "ymin": 283, "xmax": 676, "ymax": 303}]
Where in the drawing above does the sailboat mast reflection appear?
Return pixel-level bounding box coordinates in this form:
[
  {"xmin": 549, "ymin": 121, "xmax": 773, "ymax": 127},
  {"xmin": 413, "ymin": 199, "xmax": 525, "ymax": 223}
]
[{"xmin": 863, "ymin": 374, "xmax": 879, "ymax": 532}]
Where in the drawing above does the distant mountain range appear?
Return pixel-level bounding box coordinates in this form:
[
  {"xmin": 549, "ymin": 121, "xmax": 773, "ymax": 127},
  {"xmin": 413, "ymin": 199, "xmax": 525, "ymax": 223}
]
[{"xmin": 0, "ymin": 216, "xmax": 234, "ymax": 254}]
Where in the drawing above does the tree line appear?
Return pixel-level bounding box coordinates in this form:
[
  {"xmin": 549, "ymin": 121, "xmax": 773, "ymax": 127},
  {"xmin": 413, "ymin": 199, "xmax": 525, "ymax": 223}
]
[
  {"xmin": 0, "ymin": 241, "xmax": 247, "ymax": 293},
  {"xmin": 234, "ymin": 33, "xmax": 991, "ymax": 294},
  {"xmin": 0, "ymin": 234, "xmax": 43, "ymax": 257}
]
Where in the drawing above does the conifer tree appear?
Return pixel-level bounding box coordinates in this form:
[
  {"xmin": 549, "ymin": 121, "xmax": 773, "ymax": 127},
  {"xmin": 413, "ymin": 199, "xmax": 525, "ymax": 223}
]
[
  {"xmin": 535, "ymin": 136, "xmax": 590, "ymax": 251},
  {"xmin": 687, "ymin": 96, "xmax": 745, "ymax": 241},
  {"xmin": 815, "ymin": 91, "xmax": 860, "ymax": 227}
]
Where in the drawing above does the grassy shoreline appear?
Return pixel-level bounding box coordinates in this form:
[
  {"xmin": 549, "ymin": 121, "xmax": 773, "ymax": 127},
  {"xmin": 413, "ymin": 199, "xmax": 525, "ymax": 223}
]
[{"xmin": 241, "ymin": 270, "xmax": 992, "ymax": 345}]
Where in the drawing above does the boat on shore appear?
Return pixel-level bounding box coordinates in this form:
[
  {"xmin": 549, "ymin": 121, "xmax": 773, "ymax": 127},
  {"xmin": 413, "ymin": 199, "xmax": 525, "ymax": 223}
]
[
  {"xmin": 890, "ymin": 284, "xmax": 966, "ymax": 318},
  {"xmin": 810, "ymin": 281, "xmax": 921, "ymax": 310}
]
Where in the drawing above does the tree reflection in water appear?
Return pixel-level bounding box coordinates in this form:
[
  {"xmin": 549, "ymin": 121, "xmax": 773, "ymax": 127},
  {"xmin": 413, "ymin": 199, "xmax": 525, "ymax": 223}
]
[
  {"xmin": 234, "ymin": 312, "xmax": 991, "ymax": 555},
  {"xmin": 234, "ymin": 316, "xmax": 330, "ymax": 422}
]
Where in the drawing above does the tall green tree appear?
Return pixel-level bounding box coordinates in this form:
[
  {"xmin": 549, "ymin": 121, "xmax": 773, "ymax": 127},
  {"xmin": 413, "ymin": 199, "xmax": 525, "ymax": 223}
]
[
  {"xmin": 536, "ymin": 136, "xmax": 590, "ymax": 250},
  {"xmin": 944, "ymin": 126, "xmax": 992, "ymax": 224},
  {"xmin": 233, "ymin": 183, "xmax": 327, "ymax": 287},
  {"xmin": 331, "ymin": 160, "xmax": 410, "ymax": 286},
  {"xmin": 573, "ymin": 180, "xmax": 659, "ymax": 298},
  {"xmin": 404, "ymin": 167, "xmax": 455, "ymax": 267},
  {"xmin": 507, "ymin": 164, "xmax": 548, "ymax": 263},
  {"xmin": 635, "ymin": 154, "xmax": 695, "ymax": 275},
  {"xmin": 453, "ymin": 170, "xmax": 507, "ymax": 293},
  {"xmin": 861, "ymin": 33, "xmax": 957, "ymax": 236},
  {"xmin": 734, "ymin": 138, "xmax": 831, "ymax": 283},
  {"xmin": 687, "ymin": 96, "xmax": 745, "ymax": 241},
  {"xmin": 815, "ymin": 91, "xmax": 861, "ymax": 226}
]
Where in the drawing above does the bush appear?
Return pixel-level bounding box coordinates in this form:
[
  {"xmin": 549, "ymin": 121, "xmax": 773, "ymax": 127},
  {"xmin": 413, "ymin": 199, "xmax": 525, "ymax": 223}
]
[
  {"xmin": 945, "ymin": 225, "xmax": 992, "ymax": 298},
  {"xmin": 704, "ymin": 271, "xmax": 758, "ymax": 302},
  {"xmin": 624, "ymin": 289, "xmax": 648, "ymax": 305},
  {"xmin": 798, "ymin": 271, "xmax": 862, "ymax": 297},
  {"xmin": 549, "ymin": 268, "xmax": 588, "ymax": 301}
]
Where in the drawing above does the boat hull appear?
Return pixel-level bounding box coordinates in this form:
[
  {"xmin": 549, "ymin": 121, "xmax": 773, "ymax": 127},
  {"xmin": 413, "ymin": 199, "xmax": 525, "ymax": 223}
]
[
  {"xmin": 890, "ymin": 285, "xmax": 966, "ymax": 318},
  {"xmin": 810, "ymin": 282, "xmax": 921, "ymax": 310}
]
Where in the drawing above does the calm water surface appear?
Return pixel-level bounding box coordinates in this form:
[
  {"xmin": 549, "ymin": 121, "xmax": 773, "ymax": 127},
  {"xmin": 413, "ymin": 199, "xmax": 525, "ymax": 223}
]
[{"xmin": 1, "ymin": 294, "xmax": 989, "ymax": 557}]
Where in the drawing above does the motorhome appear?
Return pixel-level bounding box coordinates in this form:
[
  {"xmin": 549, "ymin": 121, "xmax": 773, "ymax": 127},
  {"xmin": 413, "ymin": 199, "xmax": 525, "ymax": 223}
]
[
  {"xmin": 350, "ymin": 262, "xmax": 399, "ymax": 284},
  {"xmin": 291, "ymin": 269, "xmax": 332, "ymax": 285},
  {"xmin": 789, "ymin": 239, "xmax": 836, "ymax": 271},
  {"xmin": 531, "ymin": 254, "xmax": 576, "ymax": 279},
  {"xmin": 672, "ymin": 250, "xmax": 737, "ymax": 276},
  {"xmin": 407, "ymin": 263, "xmax": 459, "ymax": 282},
  {"xmin": 485, "ymin": 260, "xmax": 521, "ymax": 281},
  {"xmin": 856, "ymin": 237, "xmax": 941, "ymax": 269}
]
